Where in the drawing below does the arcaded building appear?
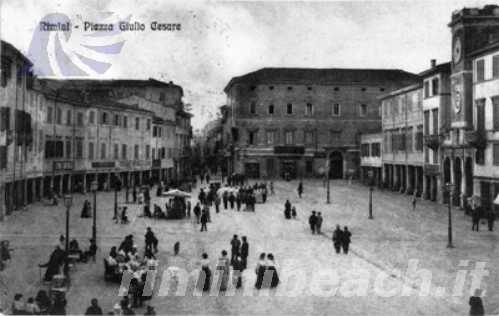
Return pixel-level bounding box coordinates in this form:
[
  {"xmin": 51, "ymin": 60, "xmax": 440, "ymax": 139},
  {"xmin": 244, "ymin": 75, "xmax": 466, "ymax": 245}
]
[{"xmin": 223, "ymin": 68, "xmax": 419, "ymax": 179}]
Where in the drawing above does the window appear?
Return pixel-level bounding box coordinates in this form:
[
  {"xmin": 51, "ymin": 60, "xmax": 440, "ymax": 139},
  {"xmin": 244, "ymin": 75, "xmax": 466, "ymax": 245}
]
[
  {"xmin": 334, "ymin": 87, "xmax": 339, "ymax": 91},
  {"xmin": 114, "ymin": 143, "xmax": 119, "ymax": 159},
  {"xmin": 287, "ymin": 86, "xmax": 293, "ymax": 91},
  {"xmin": 66, "ymin": 110, "xmax": 72, "ymax": 125},
  {"xmin": 135, "ymin": 117, "xmax": 140, "ymax": 130},
  {"xmin": 305, "ymin": 103, "xmax": 313, "ymax": 116},
  {"xmin": 406, "ymin": 127, "xmax": 413, "ymax": 152},
  {"xmin": 285, "ymin": 131, "xmax": 294, "ymax": 145},
  {"xmin": 304, "ymin": 130, "xmax": 314, "ymax": 145},
  {"xmin": 123, "ymin": 116, "xmax": 128, "ymax": 128},
  {"xmin": 250, "ymin": 86, "xmax": 256, "ymax": 91},
  {"xmin": 248, "ymin": 131, "xmax": 256, "ymax": 145},
  {"xmin": 380, "ymin": 88, "xmax": 385, "ymax": 92},
  {"xmin": 134, "ymin": 145, "xmax": 139, "ymax": 159},
  {"xmin": 432, "ymin": 78, "xmax": 439, "ymax": 96},
  {"xmin": 0, "ymin": 146, "xmax": 7, "ymax": 169},
  {"xmin": 331, "ymin": 103, "xmax": 340, "ymax": 116},
  {"xmin": 286, "ymin": 103, "xmax": 293, "ymax": 115},
  {"xmin": 77, "ymin": 112, "xmax": 84, "ymax": 126},
  {"xmin": 266, "ymin": 131, "xmax": 275, "ymax": 145},
  {"xmin": 46, "ymin": 107, "xmax": 53, "ymax": 123},
  {"xmin": 493, "ymin": 55, "xmax": 499, "ymax": 78},
  {"xmin": 88, "ymin": 142, "xmax": 94, "ymax": 160},
  {"xmin": 494, "ymin": 97, "xmax": 499, "ymax": 131},
  {"xmin": 476, "ymin": 59, "xmax": 485, "ymax": 82},
  {"xmin": 146, "ymin": 119, "xmax": 151, "ymax": 130},
  {"xmin": 424, "ymin": 81, "xmax": 430, "ymax": 98},
  {"xmin": 76, "ymin": 138, "xmax": 83, "ymax": 158},
  {"xmin": 146, "ymin": 145, "xmax": 151, "ymax": 159},
  {"xmin": 432, "ymin": 109, "xmax": 439, "ymax": 134},
  {"xmin": 424, "ymin": 111, "xmax": 430, "ymax": 135},
  {"xmin": 1, "ymin": 58, "xmax": 11, "ymax": 87},
  {"xmin": 432, "ymin": 149, "xmax": 438, "ymax": 164},
  {"xmin": 361, "ymin": 144, "xmax": 370, "ymax": 157},
  {"xmin": 476, "ymin": 99, "xmax": 486, "ymax": 131},
  {"xmin": 152, "ymin": 148, "xmax": 156, "ymax": 159},
  {"xmin": 250, "ymin": 102, "xmax": 256, "ymax": 114},
  {"xmin": 65, "ymin": 140, "xmax": 71, "ymax": 158},
  {"xmin": 371, "ymin": 143, "xmax": 380, "ymax": 157},
  {"xmin": 268, "ymin": 104, "xmax": 274, "ymax": 115},
  {"xmin": 121, "ymin": 144, "xmax": 127, "ymax": 159},
  {"xmin": 306, "ymin": 160, "xmax": 313, "ymax": 173},
  {"xmin": 269, "ymin": 86, "xmax": 274, "ymax": 90},
  {"xmin": 89, "ymin": 111, "xmax": 95, "ymax": 124},
  {"xmin": 359, "ymin": 104, "xmax": 368, "ymax": 117},
  {"xmin": 307, "ymin": 87, "xmax": 312, "ymax": 91},
  {"xmin": 476, "ymin": 148, "xmax": 485, "ymax": 165},
  {"xmin": 361, "ymin": 87, "xmax": 366, "ymax": 92},
  {"xmin": 101, "ymin": 112, "xmax": 108, "ymax": 124},
  {"xmin": 100, "ymin": 143, "xmax": 106, "ymax": 159},
  {"xmin": 415, "ymin": 125, "xmax": 423, "ymax": 151},
  {"xmin": 159, "ymin": 92, "xmax": 165, "ymax": 102},
  {"xmin": 494, "ymin": 144, "xmax": 499, "ymax": 166},
  {"xmin": 114, "ymin": 114, "xmax": 120, "ymax": 126},
  {"xmin": 56, "ymin": 108, "xmax": 62, "ymax": 124}
]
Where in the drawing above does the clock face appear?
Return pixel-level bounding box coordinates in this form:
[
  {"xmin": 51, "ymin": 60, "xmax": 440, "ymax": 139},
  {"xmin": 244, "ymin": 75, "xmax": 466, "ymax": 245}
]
[{"xmin": 453, "ymin": 37, "xmax": 462, "ymax": 64}]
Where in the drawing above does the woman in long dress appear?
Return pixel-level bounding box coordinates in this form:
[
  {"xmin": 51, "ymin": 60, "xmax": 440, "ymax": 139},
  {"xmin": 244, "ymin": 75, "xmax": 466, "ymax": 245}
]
[
  {"xmin": 254, "ymin": 253, "xmax": 266, "ymax": 289},
  {"xmin": 200, "ymin": 253, "xmax": 211, "ymax": 292},
  {"xmin": 216, "ymin": 250, "xmax": 230, "ymax": 291},
  {"xmin": 266, "ymin": 253, "xmax": 279, "ymax": 288}
]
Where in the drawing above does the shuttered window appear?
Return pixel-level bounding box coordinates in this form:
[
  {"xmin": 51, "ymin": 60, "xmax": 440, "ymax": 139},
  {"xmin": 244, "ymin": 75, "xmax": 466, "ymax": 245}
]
[
  {"xmin": 493, "ymin": 96, "xmax": 499, "ymax": 131},
  {"xmin": 494, "ymin": 144, "xmax": 499, "ymax": 166}
]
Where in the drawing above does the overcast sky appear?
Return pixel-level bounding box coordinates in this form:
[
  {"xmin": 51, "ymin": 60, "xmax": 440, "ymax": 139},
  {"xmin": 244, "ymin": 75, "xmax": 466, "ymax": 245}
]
[{"xmin": 0, "ymin": 0, "xmax": 493, "ymax": 129}]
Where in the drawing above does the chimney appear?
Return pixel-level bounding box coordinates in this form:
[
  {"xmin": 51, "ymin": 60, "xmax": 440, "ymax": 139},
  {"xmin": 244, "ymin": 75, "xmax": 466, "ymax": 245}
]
[{"xmin": 430, "ymin": 59, "xmax": 436, "ymax": 68}]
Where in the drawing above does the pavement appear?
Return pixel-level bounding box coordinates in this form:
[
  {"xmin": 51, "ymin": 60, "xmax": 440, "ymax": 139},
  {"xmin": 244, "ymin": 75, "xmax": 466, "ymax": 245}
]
[{"xmin": 0, "ymin": 179, "xmax": 497, "ymax": 315}]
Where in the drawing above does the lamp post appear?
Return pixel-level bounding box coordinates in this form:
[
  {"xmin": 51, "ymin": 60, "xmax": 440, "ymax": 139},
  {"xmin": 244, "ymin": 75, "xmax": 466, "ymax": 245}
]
[
  {"xmin": 326, "ymin": 151, "xmax": 331, "ymax": 204},
  {"xmin": 63, "ymin": 195, "xmax": 72, "ymax": 278},
  {"xmin": 90, "ymin": 181, "xmax": 98, "ymax": 246},
  {"xmin": 445, "ymin": 182, "xmax": 455, "ymax": 248},
  {"xmin": 368, "ymin": 169, "xmax": 374, "ymax": 219}
]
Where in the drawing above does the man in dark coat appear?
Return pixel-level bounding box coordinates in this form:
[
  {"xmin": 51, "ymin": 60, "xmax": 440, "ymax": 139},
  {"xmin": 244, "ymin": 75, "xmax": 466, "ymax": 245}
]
[
  {"xmin": 240, "ymin": 236, "xmax": 249, "ymax": 270},
  {"xmin": 200, "ymin": 210, "xmax": 208, "ymax": 232},
  {"xmin": 84, "ymin": 298, "xmax": 103, "ymax": 315},
  {"xmin": 332, "ymin": 225, "xmax": 342, "ymax": 254},
  {"xmin": 236, "ymin": 194, "xmax": 242, "ymax": 211},
  {"xmin": 39, "ymin": 245, "xmax": 65, "ymax": 281},
  {"xmin": 223, "ymin": 191, "xmax": 229, "ymax": 210},
  {"xmin": 297, "ymin": 182, "xmax": 303, "ymax": 198},
  {"xmin": 487, "ymin": 211, "xmax": 496, "ymax": 232},
  {"xmin": 472, "ymin": 207, "xmax": 481, "ymax": 231},
  {"xmin": 230, "ymin": 235, "xmax": 241, "ymax": 265},
  {"xmin": 145, "ymin": 227, "xmax": 158, "ymax": 253},
  {"xmin": 193, "ymin": 203, "xmax": 201, "ymax": 224},
  {"xmin": 229, "ymin": 193, "xmax": 235, "ymax": 210},
  {"xmin": 308, "ymin": 211, "xmax": 317, "ymax": 234},
  {"xmin": 198, "ymin": 189, "xmax": 206, "ymax": 205},
  {"xmin": 341, "ymin": 226, "xmax": 352, "ymax": 254}
]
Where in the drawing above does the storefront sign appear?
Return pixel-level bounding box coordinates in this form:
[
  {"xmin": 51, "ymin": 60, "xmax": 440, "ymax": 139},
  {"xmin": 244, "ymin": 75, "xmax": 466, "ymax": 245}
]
[
  {"xmin": 92, "ymin": 161, "xmax": 116, "ymax": 168},
  {"xmin": 53, "ymin": 160, "xmax": 74, "ymax": 171},
  {"xmin": 274, "ymin": 146, "xmax": 305, "ymax": 155}
]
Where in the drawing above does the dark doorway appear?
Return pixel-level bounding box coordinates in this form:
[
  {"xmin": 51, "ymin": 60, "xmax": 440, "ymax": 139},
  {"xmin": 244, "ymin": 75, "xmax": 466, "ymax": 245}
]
[
  {"xmin": 443, "ymin": 157, "xmax": 451, "ymax": 203},
  {"xmin": 329, "ymin": 151, "xmax": 343, "ymax": 179},
  {"xmin": 453, "ymin": 157, "xmax": 462, "ymax": 206},
  {"xmin": 244, "ymin": 163, "xmax": 260, "ymax": 179},
  {"xmin": 266, "ymin": 158, "xmax": 275, "ymax": 178},
  {"xmin": 280, "ymin": 160, "xmax": 297, "ymax": 179},
  {"xmin": 465, "ymin": 157, "xmax": 473, "ymax": 199}
]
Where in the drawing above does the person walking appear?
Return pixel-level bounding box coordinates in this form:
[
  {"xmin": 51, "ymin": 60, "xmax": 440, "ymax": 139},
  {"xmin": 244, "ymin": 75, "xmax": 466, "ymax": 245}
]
[
  {"xmin": 200, "ymin": 210, "xmax": 208, "ymax": 232},
  {"xmin": 223, "ymin": 191, "xmax": 229, "ymax": 210},
  {"xmin": 266, "ymin": 253, "xmax": 279, "ymax": 288},
  {"xmin": 216, "ymin": 250, "xmax": 230, "ymax": 292},
  {"xmin": 200, "ymin": 253, "xmax": 211, "ymax": 292},
  {"xmin": 254, "ymin": 253, "xmax": 266, "ymax": 289},
  {"xmin": 203, "ymin": 203, "xmax": 211, "ymax": 222},
  {"xmin": 198, "ymin": 189, "xmax": 206, "ymax": 205},
  {"xmin": 240, "ymin": 236, "xmax": 249, "ymax": 270},
  {"xmin": 84, "ymin": 298, "xmax": 103, "ymax": 315},
  {"xmin": 469, "ymin": 289, "xmax": 485, "ymax": 316},
  {"xmin": 308, "ymin": 211, "xmax": 317, "ymax": 234},
  {"xmin": 270, "ymin": 182, "xmax": 274, "ymax": 195},
  {"xmin": 487, "ymin": 210, "xmax": 496, "ymax": 232},
  {"xmin": 229, "ymin": 192, "xmax": 235, "ymax": 210},
  {"xmin": 332, "ymin": 225, "xmax": 342, "ymax": 254},
  {"xmin": 232, "ymin": 255, "xmax": 244, "ymax": 289},
  {"xmin": 145, "ymin": 227, "xmax": 158, "ymax": 254},
  {"xmin": 236, "ymin": 194, "xmax": 242, "ymax": 211},
  {"xmin": 193, "ymin": 202, "xmax": 201, "ymax": 224},
  {"xmin": 215, "ymin": 195, "xmax": 221, "ymax": 213},
  {"xmin": 472, "ymin": 208, "xmax": 481, "ymax": 232},
  {"xmin": 342, "ymin": 226, "xmax": 352, "ymax": 254},
  {"xmin": 412, "ymin": 194, "xmax": 417, "ymax": 211},
  {"xmin": 230, "ymin": 235, "xmax": 241, "ymax": 265},
  {"xmin": 316, "ymin": 212, "xmax": 323, "ymax": 234},
  {"xmin": 297, "ymin": 181, "xmax": 303, "ymax": 198}
]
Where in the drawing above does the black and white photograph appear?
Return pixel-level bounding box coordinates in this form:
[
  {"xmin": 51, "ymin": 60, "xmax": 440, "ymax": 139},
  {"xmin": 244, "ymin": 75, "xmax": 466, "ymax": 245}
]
[{"xmin": 0, "ymin": 0, "xmax": 498, "ymax": 315}]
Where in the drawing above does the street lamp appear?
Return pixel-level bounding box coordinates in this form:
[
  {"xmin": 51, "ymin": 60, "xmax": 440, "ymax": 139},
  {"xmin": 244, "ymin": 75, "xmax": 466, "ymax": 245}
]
[
  {"xmin": 90, "ymin": 181, "xmax": 98, "ymax": 251},
  {"xmin": 445, "ymin": 182, "xmax": 455, "ymax": 248},
  {"xmin": 63, "ymin": 195, "xmax": 72, "ymax": 277},
  {"xmin": 368, "ymin": 169, "xmax": 374, "ymax": 219}
]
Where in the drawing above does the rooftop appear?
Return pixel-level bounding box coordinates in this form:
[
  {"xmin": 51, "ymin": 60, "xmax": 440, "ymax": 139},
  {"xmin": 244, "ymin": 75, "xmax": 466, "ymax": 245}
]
[{"xmin": 224, "ymin": 67, "xmax": 420, "ymax": 92}]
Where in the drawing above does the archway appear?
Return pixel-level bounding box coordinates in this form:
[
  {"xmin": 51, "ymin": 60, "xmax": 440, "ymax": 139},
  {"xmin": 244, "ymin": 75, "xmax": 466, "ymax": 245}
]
[
  {"xmin": 329, "ymin": 151, "xmax": 343, "ymax": 179},
  {"xmin": 453, "ymin": 157, "xmax": 462, "ymax": 206}
]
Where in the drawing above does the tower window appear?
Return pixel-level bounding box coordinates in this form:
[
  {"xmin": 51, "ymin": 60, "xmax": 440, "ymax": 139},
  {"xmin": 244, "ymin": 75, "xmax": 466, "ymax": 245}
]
[
  {"xmin": 268, "ymin": 104, "xmax": 274, "ymax": 114},
  {"xmin": 287, "ymin": 103, "xmax": 293, "ymax": 114}
]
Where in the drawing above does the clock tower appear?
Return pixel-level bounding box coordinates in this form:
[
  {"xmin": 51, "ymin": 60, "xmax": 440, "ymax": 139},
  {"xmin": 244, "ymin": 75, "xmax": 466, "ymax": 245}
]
[{"xmin": 449, "ymin": 5, "xmax": 499, "ymax": 129}]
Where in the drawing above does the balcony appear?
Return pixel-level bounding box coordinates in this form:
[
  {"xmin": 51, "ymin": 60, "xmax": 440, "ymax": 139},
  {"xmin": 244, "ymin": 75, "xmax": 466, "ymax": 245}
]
[
  {"xmin": 423, "ymin": 134, "xmax": 443, "ymax": 150},
  {"xmin": 465, "ymin": 130, "xmax": 487, "ymax": 149}
]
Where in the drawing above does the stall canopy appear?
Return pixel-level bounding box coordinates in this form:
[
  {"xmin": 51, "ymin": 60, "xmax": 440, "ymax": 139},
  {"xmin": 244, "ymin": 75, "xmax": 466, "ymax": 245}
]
[{"xmin": 162, "ymin": 189, "xmax": 191, "ymax": 198}]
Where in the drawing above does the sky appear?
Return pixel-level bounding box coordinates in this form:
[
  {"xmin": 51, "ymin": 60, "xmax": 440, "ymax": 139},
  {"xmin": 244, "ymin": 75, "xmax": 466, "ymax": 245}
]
[{"xmin": 0, "ymin": 0, "xmax": 493, "ymax": 129}]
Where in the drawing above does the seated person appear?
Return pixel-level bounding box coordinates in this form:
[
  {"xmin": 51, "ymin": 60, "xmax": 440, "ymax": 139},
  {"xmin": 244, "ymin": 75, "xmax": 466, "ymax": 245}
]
[
  {"xmin": 116, "ymin": 250, "xmax": 127, "ymax": 263},
  {"xmin": 81, "ymin": 239, "xmax": 97, "ymax": 262},
  {"xmin": 107, "ymin": 247, "xmax": 119, "ymax": 267}
]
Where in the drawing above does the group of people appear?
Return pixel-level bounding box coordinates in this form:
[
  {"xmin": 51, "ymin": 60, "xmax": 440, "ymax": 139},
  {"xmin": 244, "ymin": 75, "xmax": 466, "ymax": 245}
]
[
  {"xmin": 332, "ymin": 225, "xmax": 352, "ymax": 254},
  {"xmin": 470, "ymin": 206, "xmax": 496, "ymax": 232},
  {"xmin": 283, "ymin": 200, "xmax": 297, "ymax": 219},
  {"xmin": 308, "ymin": 211, "xmax": 324, "ymax": 234},
  {"xmin": 254, "ymin": 253, "xmax": 279, "ymax": 289},
  {"xmin": 10, "ymin": 291, "xmax": 55, "ymax": 315}
]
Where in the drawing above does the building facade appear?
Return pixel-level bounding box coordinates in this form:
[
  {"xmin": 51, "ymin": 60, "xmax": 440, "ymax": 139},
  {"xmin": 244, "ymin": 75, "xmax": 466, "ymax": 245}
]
[
  {"xmin": 471, "ymin": 40, "xmax": 499, "ymax": 212},
  {"xmin": 223, "ymin": 68, "xmax": 419, "ymax": 179},
  {"xmin": 0, "ymin": 41, "xmax": 193, "ymax": 221},
  {"xmin": 381, "ymin": 84, "xmax": 425, "ymax": 196}
]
